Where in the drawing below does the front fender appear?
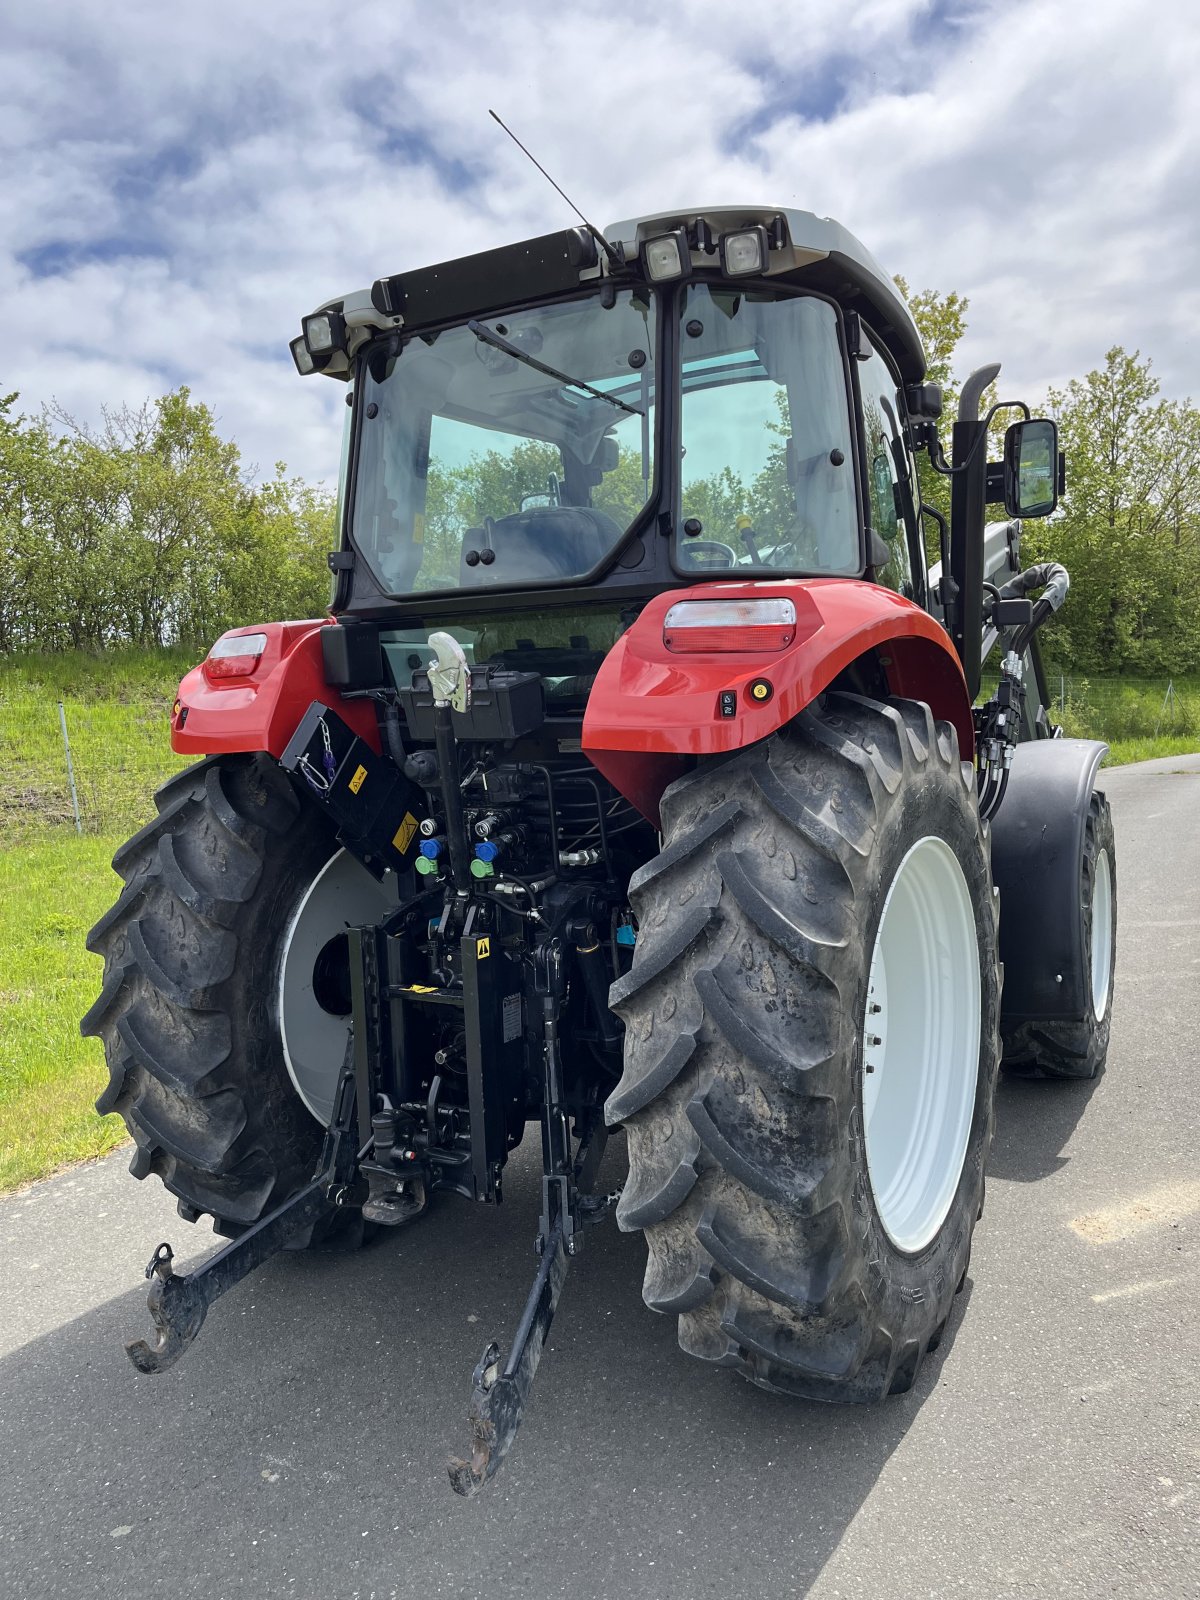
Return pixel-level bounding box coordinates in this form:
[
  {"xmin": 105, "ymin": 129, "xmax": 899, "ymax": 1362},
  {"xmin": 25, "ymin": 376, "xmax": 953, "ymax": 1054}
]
[
  {"xmin": 171, "ymin": 620, "xmax": 382, "ymax": 757},
  {"xmin": 582, "ymin": 579, "xmax": 972, "ymax": 824},
  {"xmin": 991, "ymin": 737, "xmax": 1108, "ymax": 1023}
]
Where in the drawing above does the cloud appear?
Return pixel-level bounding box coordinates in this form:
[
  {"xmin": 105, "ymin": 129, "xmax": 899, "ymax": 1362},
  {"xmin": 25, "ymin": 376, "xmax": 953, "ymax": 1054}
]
[{"xmin": 2, "ymin": 0, "xmax": 1197, "ymax": 487}]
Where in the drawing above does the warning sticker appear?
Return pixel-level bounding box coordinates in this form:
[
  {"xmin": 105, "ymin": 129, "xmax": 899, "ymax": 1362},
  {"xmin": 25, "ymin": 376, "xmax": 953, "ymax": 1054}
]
[
  {"xmin": 393, "ymin": 812, "xmax": 418, "ymax": 855},
  {"xmin": 476, "ymin": 937, "xmax": 491, "ymax": 959},
  {"xmin": 348, "ymin": 763, "xmax": 368, "ymax": 794}
]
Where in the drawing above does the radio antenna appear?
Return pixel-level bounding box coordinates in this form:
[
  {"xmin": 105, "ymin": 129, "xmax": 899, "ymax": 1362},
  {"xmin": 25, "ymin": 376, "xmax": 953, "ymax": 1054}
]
[{"xmin": 488, "ymin": 109, "xmax": 623, "ymax": 269}]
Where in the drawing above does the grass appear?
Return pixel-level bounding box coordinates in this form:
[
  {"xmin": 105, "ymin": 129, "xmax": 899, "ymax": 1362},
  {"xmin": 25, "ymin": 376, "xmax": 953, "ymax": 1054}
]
[
  {"xmin": 2, "ymin": 648, "xmax": 195, "ymax": 844},
  {"xmin": 1, "ymin": 646, "xmax": 1198, "ymax": 1194},
  {"xmin": 1, "ymin": 649, "xmax": 196, "ymax": 1191},
  {"xmin": 1104, "ymin": 734, "xmax": 1200, "ymax": 766},
  {"xmin": 0, "ymin": 833, "xmax": 130, "ymax": 1190}
]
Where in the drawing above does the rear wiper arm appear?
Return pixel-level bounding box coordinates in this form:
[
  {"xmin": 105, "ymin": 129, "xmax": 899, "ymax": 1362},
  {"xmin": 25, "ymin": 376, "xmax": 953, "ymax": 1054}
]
[{"xmin": 467, "ymin": 320, "xmax": 643, "ymax": 417}]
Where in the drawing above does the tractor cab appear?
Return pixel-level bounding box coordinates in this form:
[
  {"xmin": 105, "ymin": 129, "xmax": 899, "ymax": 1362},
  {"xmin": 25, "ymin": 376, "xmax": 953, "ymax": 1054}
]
[{"xmin": 294, "ymin": 207, "xmax": 931, "ymax": 622}]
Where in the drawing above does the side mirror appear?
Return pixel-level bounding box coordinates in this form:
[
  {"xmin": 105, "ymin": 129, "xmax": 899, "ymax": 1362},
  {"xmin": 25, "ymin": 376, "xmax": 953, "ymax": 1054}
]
[{"xmin": 1004, "ymin": 418, "xmax": 1059, "ymax": 518}]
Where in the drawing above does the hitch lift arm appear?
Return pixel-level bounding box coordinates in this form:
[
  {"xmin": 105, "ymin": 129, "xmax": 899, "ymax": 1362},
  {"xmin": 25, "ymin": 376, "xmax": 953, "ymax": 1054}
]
[
  {"xmin": 124, "ymin": 1056, "xmax": 362, "ymax": 1374},
  {"xmin": 447, "ymin": 938, "xmax": 619, "ymax": 1495}
]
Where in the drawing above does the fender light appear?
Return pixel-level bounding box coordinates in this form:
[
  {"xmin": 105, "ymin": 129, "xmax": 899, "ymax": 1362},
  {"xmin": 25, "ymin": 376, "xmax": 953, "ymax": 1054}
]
[
  {"xmin": 203, "ymin": 631, "xmax": 270, "ymax": 682},
  {"xmin": 663, "ymin": 598, "xmax": 797, "ymax": 653}
]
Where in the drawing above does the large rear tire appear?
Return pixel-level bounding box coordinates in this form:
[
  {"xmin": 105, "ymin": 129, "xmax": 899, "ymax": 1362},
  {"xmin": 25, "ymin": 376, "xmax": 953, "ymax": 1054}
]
[
  {"xmin": 1001, "ymin": 789, "xmax": 1116, "ymax": 1080},
  {"xmin": 607, "ymin": 693, "xmax": 1001, "ymax": 1400},
  {"xmin": 82, "ymin": 754, "xmax": 390, "ymax": 1243}
]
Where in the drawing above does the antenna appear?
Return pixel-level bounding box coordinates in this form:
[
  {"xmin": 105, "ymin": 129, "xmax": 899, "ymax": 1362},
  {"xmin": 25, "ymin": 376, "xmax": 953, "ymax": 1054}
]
[{"xmin": 488, "ymin": 110, "xmax": 622, "ymax": 269}]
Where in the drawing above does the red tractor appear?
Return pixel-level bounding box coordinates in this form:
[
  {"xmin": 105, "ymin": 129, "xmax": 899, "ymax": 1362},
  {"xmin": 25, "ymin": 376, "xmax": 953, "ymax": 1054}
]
[{"xmin": 84, "ymin": 207, "xmax": 1116, "ymax": 1492}]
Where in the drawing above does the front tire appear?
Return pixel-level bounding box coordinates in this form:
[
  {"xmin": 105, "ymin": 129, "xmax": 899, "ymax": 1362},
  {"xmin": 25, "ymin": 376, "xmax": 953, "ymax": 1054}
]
[
  {"xmin": 82, "ymin": 754, "xmax": 390, "ymax": 1242},
  {"xmin": 607, "ymin": 693, "xmax": 1001, "ymax": 1400}
]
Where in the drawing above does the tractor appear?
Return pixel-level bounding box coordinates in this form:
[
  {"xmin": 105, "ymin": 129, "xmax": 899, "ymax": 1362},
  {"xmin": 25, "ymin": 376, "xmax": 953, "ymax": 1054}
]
[{"xmin": 83, "ymin": 206, "xmax": 1117, "ymax": 1493}]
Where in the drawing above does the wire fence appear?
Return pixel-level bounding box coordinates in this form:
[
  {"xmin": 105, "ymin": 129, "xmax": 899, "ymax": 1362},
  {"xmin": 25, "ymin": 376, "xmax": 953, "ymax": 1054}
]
[
  {"xmin": 3, "ymin": 692, "xmax": 191, "ymax": 845},
  {"xmin": 4, "ymin": 673, "xmax": 1199, "ymax": 850},
  {"xmin": 1044, "ymin": 674, "xmax": 1199, "ymax": 744}
]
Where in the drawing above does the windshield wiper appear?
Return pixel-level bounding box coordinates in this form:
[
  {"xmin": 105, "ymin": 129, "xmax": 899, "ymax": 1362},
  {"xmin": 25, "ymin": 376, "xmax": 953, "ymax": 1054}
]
[{"xmin": 467, "ymin": 320, "xmax": 643, "ymax": 417}]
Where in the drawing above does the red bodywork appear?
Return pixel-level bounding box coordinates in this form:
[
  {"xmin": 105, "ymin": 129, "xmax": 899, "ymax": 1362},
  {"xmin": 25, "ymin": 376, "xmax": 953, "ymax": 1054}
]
[
  {"xmin": 173, "ymin": 585, "xmax": 971, "ymax": 832},
  {"xmin": 171, "ymin": 621, "xmax": 381, "ymax": 757},
  {"xmin": 581, "ymin": 580, "xmax": 973, "ymax": 825}
]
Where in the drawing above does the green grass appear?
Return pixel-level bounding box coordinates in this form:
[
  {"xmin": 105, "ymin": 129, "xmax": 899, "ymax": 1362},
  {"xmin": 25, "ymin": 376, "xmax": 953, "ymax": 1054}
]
[
  {"xmin": 1104, "ymin": 735, "xmax": 1200, "ymax": 766},
  {"xmin": 0, "ymin": 833, "xmax": 130, "ymax": 1190},
  {"xmin": 1, "ymin": 648, "xmax": 197, "ymax": 1190},
  {"xmin": 2, "ymin": 647, "xmax": 195, "ymax": 844}
]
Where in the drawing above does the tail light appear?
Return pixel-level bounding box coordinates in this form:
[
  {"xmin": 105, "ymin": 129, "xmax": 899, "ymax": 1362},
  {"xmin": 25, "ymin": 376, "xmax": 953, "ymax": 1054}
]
[
  {"xmin": 203, "ymin": 631, "xmax": 269, "ymax": 682},
  {"xmin": 663, "ymin": 598, "xmax": 796, "ymax": 653}
]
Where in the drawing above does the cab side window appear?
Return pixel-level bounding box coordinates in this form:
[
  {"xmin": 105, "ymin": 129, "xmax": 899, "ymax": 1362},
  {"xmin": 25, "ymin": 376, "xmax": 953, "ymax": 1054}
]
[{"xmin": 856, "ymin": 334, "xmax": 920, "ymax": 599}]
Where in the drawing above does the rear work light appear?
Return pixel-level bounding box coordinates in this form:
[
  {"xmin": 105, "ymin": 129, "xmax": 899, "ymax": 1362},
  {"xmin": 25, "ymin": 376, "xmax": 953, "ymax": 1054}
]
[
  {"xmin": 721, "ymin": 226, "xmax": 770, "ymax": 276},
  {"xmin": 203, "ymin": 632, "xmax": 269, "ymax": 681},
  {"xmin": 663, "ymin": 598, "xmax": 797, "ymax": 652},
  {"xmin": 642, "ymin": 228, "xmax": 691, "ymax": 282}
]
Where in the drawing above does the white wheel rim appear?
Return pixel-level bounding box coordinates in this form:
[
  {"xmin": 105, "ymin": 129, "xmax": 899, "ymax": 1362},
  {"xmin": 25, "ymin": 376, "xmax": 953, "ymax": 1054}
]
[
  {"xmin": 863, "ymin": 836, "xmax": 981, "ymax": 1254},
  {"xmin": 1091, "ymin": 847, "xmax": 1113, "ymax": 1022},
  {"xmin": 278, "ymin": 849, "xmax": 399, "ymax": 1126}
]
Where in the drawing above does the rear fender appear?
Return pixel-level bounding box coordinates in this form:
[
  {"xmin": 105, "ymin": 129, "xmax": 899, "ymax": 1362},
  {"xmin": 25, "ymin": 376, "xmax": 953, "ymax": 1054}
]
[
  {"xmin": 170, "ymin": 621, "xmax": 382, "ymax": 757},
  {"xmin": 582, "ymin": 579, "xmax": 972, "ymax": 824},
  {"xmin": 990, "ymin": 738, "xmax": 1108, "ymax": 1023}
]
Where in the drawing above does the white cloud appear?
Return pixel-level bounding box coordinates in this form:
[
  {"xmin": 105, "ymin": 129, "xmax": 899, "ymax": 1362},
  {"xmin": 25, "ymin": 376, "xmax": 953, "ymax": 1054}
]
[{"xmin": 2, "ymin": 0, "xmax": 1198, "ymax": 485}]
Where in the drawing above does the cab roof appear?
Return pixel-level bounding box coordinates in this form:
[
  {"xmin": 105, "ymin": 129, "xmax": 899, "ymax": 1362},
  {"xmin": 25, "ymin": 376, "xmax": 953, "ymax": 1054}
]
[{"xmin": 307, "ymin": 204, "xmax": 925, "ymax": 385}]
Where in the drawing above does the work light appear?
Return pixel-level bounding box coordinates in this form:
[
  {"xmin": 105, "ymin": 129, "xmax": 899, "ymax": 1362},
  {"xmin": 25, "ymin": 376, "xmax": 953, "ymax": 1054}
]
[
  {"xmin": 720, "ymin": 226, "xmax": 769, "ymax": 276},
  {"xmin": 303, "ymin": 310, "xmax": 347, "ymax": 357},
  {"xmin": 642, "ymin": 229, "xmax": 691, "ymax": 282},
  {"xmin": 290, "ymin": 336, "xmax": 318, "ymax": 376}
]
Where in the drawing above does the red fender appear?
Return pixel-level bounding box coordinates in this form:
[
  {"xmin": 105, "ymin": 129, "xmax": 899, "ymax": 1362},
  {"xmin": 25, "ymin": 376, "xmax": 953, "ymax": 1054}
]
[
  {"xmin": 170, "ymin": 620, "xmax": 381, "ymax": 757},
  {"xmin": 582, "ymin": 579, "xmax": 973, "ymax": 826}
]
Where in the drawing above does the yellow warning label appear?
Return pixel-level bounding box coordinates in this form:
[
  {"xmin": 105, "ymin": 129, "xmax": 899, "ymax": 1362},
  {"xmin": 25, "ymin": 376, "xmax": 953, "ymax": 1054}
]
[
  {"xmin": 413, "ymin": 513, "xmax": 425, "ymax": 545},
  {"xmin": 393, "ymin": 812, "xmax": 418, "ymax": 854},
  {"xmin": 348, "ymin": 764, "xmax": 368, "ymax": 794},
  {"xmin": 476, "ymin": 937, "xmax": 491, "ymax": 959}
]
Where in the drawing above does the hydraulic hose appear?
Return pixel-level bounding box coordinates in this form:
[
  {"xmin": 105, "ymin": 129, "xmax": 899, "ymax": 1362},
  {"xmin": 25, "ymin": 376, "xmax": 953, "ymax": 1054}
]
[{"xmin": 1000, "ymin": 562, "xmax": 1070, "ymax": 654}]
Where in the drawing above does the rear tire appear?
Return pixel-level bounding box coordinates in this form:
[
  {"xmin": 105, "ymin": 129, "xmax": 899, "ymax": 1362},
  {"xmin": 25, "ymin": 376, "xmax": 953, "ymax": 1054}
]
[
  {"xmin": 82, "ymin": 754, "xmax": 370, "ymax": 1244},
  {"xmin": 607, "ymin": 693, "xmax": 1001, "ymax": 1400},
  {"xmin": 1001, "ymin": 790, "xmax": 1116, "ymax": 1080}
]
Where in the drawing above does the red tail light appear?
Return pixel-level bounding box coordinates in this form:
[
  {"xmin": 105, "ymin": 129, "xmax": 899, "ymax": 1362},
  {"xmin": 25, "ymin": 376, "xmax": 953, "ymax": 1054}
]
[
  {"xmin": 663, "ymin": 598, "xmax": 796, "ymax": 653},
  {"xmin": 203, "ymin": 631, "xmax": 269, "ymax": 682}
]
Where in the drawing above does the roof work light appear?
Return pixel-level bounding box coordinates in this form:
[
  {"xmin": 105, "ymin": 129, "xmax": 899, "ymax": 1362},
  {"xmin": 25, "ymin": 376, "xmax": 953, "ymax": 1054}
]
[
  {"xmin": 720, "ymin": 226, "xmax": 770, "ymax": 276},
  {"xmin": 303, "ymin": 310, "xmax": 347, "ymax": 358},
  {"xmin": 642, "ymin": 229, "xmax": 691, "ymax": 282}
]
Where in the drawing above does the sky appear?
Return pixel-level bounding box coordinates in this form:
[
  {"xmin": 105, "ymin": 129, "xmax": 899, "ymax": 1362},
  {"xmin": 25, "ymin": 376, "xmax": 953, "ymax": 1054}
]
[{"xmin": 3, "ymin": 0, "xmax": 1198, "ymax": 488}]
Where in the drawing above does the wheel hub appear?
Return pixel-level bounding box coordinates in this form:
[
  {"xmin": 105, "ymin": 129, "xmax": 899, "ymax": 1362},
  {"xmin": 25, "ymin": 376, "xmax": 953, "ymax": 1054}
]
[
  {"xmin": 279, "ymin": 849, "xmax": 399, "ymax": 1125},
  {"xmin": 862, "ymin": 836, "xmax": 981, "ymax": 1254},
  {"xmin": 1091, "ymin": 846, "xmax": 1113, "ymax": 1021}
]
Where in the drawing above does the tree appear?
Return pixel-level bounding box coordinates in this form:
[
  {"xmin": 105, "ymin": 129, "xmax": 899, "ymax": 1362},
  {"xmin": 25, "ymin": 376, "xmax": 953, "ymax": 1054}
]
[
  {"xmin": 1026, "ymin": 349, "xmax": 1200, "ymax": 673},
  {"xmin": 0, "ymin": 387, "xmax": 336, "ymax": 652}
]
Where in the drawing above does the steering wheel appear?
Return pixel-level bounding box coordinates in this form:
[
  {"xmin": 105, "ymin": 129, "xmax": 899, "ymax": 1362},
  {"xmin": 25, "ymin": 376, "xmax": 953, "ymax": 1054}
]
[{"xmin": 681, "ymin": 538, "xmax": 739, "ymax": 570}]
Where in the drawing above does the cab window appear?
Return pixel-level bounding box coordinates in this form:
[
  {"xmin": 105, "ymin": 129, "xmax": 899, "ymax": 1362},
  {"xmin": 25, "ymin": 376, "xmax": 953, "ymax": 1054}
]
[{"xmin": 856, "ymin": 333, "xmax": 920, "ymax": 599}]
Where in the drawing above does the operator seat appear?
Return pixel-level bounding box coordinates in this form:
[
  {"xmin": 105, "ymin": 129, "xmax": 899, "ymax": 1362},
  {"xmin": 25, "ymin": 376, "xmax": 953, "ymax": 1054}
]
[{"xmin": 459, "ymin": 506, "xmax": 622, "ymax": 585}]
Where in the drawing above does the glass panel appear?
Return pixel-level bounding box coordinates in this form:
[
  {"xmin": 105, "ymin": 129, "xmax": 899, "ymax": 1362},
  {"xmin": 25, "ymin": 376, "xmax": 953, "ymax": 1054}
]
[
  {"xmin": 351, "ymin": 291, "xmax": 655, "ymax": 596},
  {"xmin": 857, "ymin": 333, "xmax": 916, "ymax": 597},
  {"xmin": 677, "ymin": 286, "xmax": 858, "ymax": 575},
  {"xmin": 1017, "ymin": 420, "xmax": 1056, "ymax": 515}
]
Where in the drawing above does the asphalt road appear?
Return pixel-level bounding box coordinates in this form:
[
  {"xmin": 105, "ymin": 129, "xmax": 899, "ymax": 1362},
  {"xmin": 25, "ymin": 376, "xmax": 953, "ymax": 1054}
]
[{"xmin": 2, "ymin": 754, "xmax": 1198, "ymax": 1600}]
